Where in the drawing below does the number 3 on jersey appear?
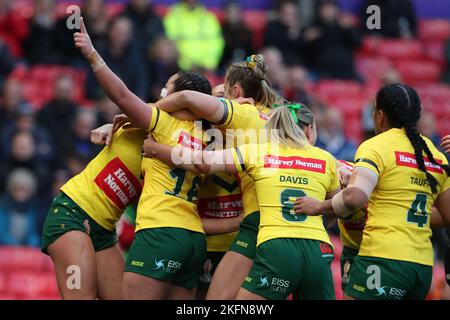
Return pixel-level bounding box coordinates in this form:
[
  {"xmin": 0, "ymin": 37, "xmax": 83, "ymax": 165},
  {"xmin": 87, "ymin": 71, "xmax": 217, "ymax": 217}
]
[
  {"xmin": 407, "ymin": 193, "xmax": 428, "ymax": 227},
  {"xmin": 281, "ymin": 189, "xmax": 307, "ymax": 222}
]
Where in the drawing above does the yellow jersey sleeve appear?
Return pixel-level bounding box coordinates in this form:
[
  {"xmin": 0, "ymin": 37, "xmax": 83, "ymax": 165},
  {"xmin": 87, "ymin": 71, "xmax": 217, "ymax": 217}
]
[
  {"xmin": 231, "ymin": 144, "xmax": 259, "ymax": 175},
  {"xmin": 354, "ymin": 139, "xmax": 384, "ymax": 176},
  {"xmin": 216, "ymin": 98, "xmax": 267, "ymax": 129},
  {"xmin": 327, "ymin": 156, "xmax": 341, "ymax": 194},
  {"xmin": 148, "ymin": 106, "xmax": 178, "ymax": 136},
  {"xmin": 442, "ymin": 176, "xmax": 450, "ymax": 193}
]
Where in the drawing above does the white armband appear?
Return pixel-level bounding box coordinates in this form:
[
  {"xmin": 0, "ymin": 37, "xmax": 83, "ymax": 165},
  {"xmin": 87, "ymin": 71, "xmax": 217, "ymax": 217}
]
[
  {"xmin": 331, "ymin": 191, "xmax": 352, "ymax": 218},
  {"xmin": 348, "ymin": 167, "xmax": 379, "ymax": 198}
]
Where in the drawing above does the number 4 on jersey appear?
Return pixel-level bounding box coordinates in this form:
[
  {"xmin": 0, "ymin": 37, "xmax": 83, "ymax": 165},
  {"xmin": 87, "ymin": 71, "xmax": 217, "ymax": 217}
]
[{"xmin": 407, "ymin": 193, "xmax": 428, "ymax": 228}]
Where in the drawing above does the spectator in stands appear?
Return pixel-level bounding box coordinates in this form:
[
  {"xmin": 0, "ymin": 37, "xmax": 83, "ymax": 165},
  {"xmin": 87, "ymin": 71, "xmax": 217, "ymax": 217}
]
[
  {"xmin": 64, "ymin": 153, "xmax": 90, "ymax": 177},
  {"xmin": 163, "ymin": 0, "xmax": 224, "ymax": 71},
  {"xmin": 82, "ymin": 0, "xmax": 111, "ymax": 50},
  {"xmin": 361, "ymin": 68, "xmax": 401, "ymax": 139},
  {"xmin": 146, "ymin": 36, "xmax": 179, "ymax": 102},
  {"xmin": 259, "ymin": 47, "xmax": 288, "ymax": 92},
  {"xmin": 121, "ymin": 0, "xmax": 165, "ymax": 57},
  {"xmin": 0, "ymin": 169, "xmax": 41, "ymax": 247},
  {"xmin": 37, "ymin": 74, "xmax": 79, "ymax": 164},
  {"xmin": 0, "ymin": 39, "xmax": 15, "ymax": 89},
  {"xmin": 0, "ymin": 103, "xmax": 54, "ymax": 164},
  {"xmin": 360, "ymin": 0, "xmax": 417, "ymax": 38},
  {"xmin": 316, "ymin": 107, "xmax": 356, "ymax": 161},
  {"xmin": 303, "ymin": 0, "xmax": 361, "ymax": 80},
  {"xmin": 285, "ymin": 65, "xmax": 313, "ymax": 105},
  {"xmin": 53, "ymin": 0, "xmax": 110, "ymax": 66},
  {"xmin": 264, "ymin": 0, "xmax": 306, "ymax": 65},
  {"xmin": 442, "ymin": 39, "xmax": 450, "ymax": 85},
  {"xmin": 95, "ymin": 93, "xmax": 121, "ymax": 126},
  {"xmin": 86, "ymin": 16, "xmax": 148, "ymax": 100},
  {"xmin": 0, "ymin": 79, "xmax": 25, "ymax": 130},
  {"xmin": 418, "ymin": 112, "xmax": 448, "ymax": 160},
  {"xmin": 0, "ymin": 0, "xmax": 29, "ymax": 57},
  {"xmin": 219, "ymin": 1, "xmax": 253, "ymax": 69},
  {"xmin": 23, "ymin": 0, "xmax": 64, "ymax": 64},
  {"xmin": 71, "ymin": 109, "xmax": 102, "ymax": 160},
  {"xmin": 0, "ymin": 131, "xmax": 51, "ymax": 197}
]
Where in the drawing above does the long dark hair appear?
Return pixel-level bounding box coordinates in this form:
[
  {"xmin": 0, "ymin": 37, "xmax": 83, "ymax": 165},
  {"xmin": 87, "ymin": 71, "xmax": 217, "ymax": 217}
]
[
  {"xmin": 376, "ymin": 83, "xmax": 450, "ymax": 193},
  {"xmin": 174, "ymin": 71, "xmax": 212, "ymax": 95}
]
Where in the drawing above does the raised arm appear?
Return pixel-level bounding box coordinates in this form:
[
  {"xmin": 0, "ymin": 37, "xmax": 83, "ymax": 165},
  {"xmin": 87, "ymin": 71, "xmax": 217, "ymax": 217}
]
[
  {"xmin": 154, "ymin": 91, "xmax": 225, "ymax": 124},
  {"xmin": 74, "ymin": 17, "xmax": 151, "ymax": 129}
]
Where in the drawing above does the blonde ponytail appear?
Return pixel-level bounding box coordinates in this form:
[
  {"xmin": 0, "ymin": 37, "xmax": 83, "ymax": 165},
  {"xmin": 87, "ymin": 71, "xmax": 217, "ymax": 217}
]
[
  {"xmin": 226, "ymin": 54, "xmax": 282, "ymax": 107},
  {"xmin": 265, "ymin": 105, "xmax": 310, "ymax": 149}
]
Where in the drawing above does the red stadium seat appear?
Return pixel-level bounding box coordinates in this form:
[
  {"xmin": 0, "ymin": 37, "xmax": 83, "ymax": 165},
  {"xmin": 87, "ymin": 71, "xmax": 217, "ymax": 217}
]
[
  {"xmin": 0, "ymin": 273, "xmax": 6, "ymax": 293},
  {"xmin": 377, "ymin": 39, "xmax": 423, "ymax": 60},
  {"xmin": 22, "ymin": 293, "xmax": 61, "ymax": 300},
  {"xmin": 395, "ymin": 59, "xmax": 441, "ymax": 84},
  {"xmin": 0, "ymin": 294, "xmax": 19, "ymax": 300},
  {"xmin": 360, "ymin": 36, "xmax": 382, "ymax": 55},
  {"xmin": 106, "ymin": 3, "xmax": 125, "ymax": 18},
  {"xmin": 7, "ymin": 271, "xmax": 58, "ymax": 296},
  {"xmin": 419, "ymin": 20, "xmax": 450, "ymax": 42},
  {"xmin": 423, "ymin": 41, "xmax": 446, "ymax": 65},
  {"xmin": 314, "ymin": 80, "xmax": 363, "ymax": 103},
  {"xmin": 356, "ymin": 55, "xmax": 392, "ymax": 82},
  {"xmin": 0, "ymin": 247, "xmax": 47, "ymax": 272},
  {"xmin": 329, "ymin": 98, "xmax": 365, "ymax": 118}
]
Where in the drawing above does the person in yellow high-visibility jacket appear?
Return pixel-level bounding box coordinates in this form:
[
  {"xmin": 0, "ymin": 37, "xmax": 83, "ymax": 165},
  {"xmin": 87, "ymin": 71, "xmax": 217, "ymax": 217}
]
[{"xmin": 163, "ymin": 0, "xmax": 224, "ymax": 70}]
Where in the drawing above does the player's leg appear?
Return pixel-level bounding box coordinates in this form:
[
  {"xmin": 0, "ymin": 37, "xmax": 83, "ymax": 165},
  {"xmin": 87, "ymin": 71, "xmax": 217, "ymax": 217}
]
[
  {"xmin": 206, "ymin": 213, "xmax": 258, "ymax": 300},
  {"xmin": 236, "ymin": 288, "xmax": 267, "ymax": 300},
  {"xmin": 42, "ymin": 193, "xmax": 98, "ymax": 299},
  {"xmin": 96, "ymin": 244, "xmax": 124, "ymax": 300},
  {"xmin": 340, "ymin": 246, "xmax": 359, "ymax": 293},
  {"xmin": 47, "ymin": 231, "xmax": 97, "ymax": 299},
  {"xmin": 344, "ymin": 256, "xmax": 419, "ymax": 300},
  {"xmin": 206, "ymin": 251, "xmax": 253, "ymax": 300},
  {"xmin": 170, "ymin": 230, "xmax": 207, "ymax": 300},
  {"xmin": 124, "ymin": 272, "xmax": 171, "ymax": 299},
  {"xmin": 293, "ymin": 240, "xmax": 335, "ymax": 300},
  {"xmin": 239, "ymin": 239, "xmax": 300, "ymax": 300},
  {"xmin": 169, "ymin": 286, "xmax": 197, "ymax": 300}
]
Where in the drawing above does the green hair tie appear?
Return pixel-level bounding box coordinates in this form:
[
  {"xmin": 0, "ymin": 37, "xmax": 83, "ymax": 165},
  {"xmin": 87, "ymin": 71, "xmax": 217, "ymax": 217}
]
[
  {"xmin": 246, "ymin": 55, "xmax": 257, "ymax": 70},
  {"xmin": 272, "ymin": 103, "xmax": 303, "ymax": 124}
]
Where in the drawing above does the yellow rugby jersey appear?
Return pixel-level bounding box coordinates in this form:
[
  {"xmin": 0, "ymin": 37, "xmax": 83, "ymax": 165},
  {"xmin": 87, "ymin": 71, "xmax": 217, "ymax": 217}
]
[
  {"xmin": 337, "ymin": 160, "xmax": 367, "ymax": 250},
  {"xmin": 232, "ymin": 143, "xmax": 340, "ymax": 247},
  {"xmin": 136, "ymin": 106, "xmax": 205, "ymax": 233},
  {"xmin": 354, "ymin": 128, "xmax": 450, "ymax": 266},
  {"xmin": 61, "ymin": 127, "xmax": 147, "ymax": 230},
  {"xmin": 217, "ymin": 98, "xmax": 272, "ymax": 217},
  {"xmin": 197, "ymin": 173, "xmax": 243, "ymax": 252}
]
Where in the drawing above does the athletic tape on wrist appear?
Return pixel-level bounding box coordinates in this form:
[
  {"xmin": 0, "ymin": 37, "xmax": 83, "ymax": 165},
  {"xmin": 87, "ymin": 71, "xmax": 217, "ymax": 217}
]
[
  {"xmin": 331, "ymin": 191, "xmax": 352, "ymax": 218},
  {"xmin": 88, "ymin": 49, "xmax": 106, "ymax": 72}
]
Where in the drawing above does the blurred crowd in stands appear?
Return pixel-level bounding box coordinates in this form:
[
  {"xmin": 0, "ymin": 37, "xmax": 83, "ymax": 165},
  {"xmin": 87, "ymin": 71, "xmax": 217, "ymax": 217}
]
[{"xmin": 0, "ymin": 0, "xmax": 449, "ymax": 272}]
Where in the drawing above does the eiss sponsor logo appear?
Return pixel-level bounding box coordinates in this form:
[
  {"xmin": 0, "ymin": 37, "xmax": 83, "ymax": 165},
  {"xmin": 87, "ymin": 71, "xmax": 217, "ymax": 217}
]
[
  {"xmin": 395, "ymin": 151, "xmax": 443, "ymax": 173},
  {"xmin": 94, "ymin": 157, "xmax": 142, "ymax": 210},
  {"xmin": 264, "ymin": 155, "xmax": 326, "ymax": 173}
]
